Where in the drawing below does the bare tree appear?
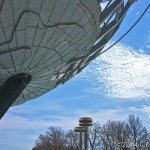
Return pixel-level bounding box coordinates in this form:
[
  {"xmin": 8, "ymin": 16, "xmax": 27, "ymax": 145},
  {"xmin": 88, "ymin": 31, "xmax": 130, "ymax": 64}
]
[
  {"xmin": 89, "ymin": 122, "xmax": 102, "ymax": 150},
  {"xmin": 35, "ymin": 127, "xmax": 67, "ymax": 150},
  {"xmin": 127, "ymin": 114, "xmax": 149, "ymax": 150},
  {"xmin": 33, "ymin": 115, "xmax": 150, "ymax": 150},
  {"xmin": 100, "ymin": 120, "xmax": 130, "ymax": 150},
  {"xmin": 66, "ymin": 130, "xmax": 79, "ymax": 150},
  {"xmin": 98, "ymin": 116, "xmax": 150, "ymax": 150},
  {"xmin": 101, "ymin": 121, "xmax": 117, "ymax": 150}
]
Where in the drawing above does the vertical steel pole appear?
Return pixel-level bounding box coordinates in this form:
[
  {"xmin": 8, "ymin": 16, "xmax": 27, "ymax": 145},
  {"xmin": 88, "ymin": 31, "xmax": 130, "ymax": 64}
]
[
  {"xmin": 0, "ymin": 73, "xmax": 31, "ymax": 119},
  {"xmin": 80, "ymin": 132, "xmax": 82, "ymax": 150},
  {"xmin": 84, "ymin": 129, "xmax": 88, "ymax": 150}
]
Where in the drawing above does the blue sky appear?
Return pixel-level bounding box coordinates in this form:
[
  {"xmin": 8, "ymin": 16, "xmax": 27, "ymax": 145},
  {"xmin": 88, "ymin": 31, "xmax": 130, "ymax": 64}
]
[{"xmin": 0, "ymin": 1, "xmax": 150, "ymax": 150}]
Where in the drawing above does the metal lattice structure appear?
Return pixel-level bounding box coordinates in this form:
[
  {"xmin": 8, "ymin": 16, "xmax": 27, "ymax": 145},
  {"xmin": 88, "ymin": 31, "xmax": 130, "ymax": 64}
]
[{"xmin": 0, "ymin": 0, "xmax": 133, "ymax": 118}]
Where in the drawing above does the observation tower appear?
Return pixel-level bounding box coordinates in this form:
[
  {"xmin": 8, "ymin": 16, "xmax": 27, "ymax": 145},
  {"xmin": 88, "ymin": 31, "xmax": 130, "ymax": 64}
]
[{"xmin": 0, "ymin": 0, "xmax": 135, "ymax": 119}]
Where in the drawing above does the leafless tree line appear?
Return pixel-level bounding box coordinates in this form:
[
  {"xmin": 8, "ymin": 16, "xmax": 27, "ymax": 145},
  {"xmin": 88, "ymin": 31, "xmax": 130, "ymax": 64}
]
[
  {"xmin": 33, "ymin": 115, "xmax": 150, "ymax": 150},
  {"xmin": 34, "ymin": 127, "xmax": 79, "ymax": 150}
]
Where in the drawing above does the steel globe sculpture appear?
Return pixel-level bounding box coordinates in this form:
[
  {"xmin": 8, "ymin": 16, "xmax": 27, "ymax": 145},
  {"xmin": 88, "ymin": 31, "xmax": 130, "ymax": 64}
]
[{"xmin": 0, "ymin": 0, "xmax": 134, "ymax": 118}]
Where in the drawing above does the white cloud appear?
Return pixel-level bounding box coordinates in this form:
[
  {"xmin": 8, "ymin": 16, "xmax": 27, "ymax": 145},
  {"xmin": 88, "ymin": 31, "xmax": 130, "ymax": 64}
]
[
  {"xmin": 0, "ymin": 112, "xmax": 77, "ymax": 150},
  {"xmin": 78, "ymin": 42, "xmax": 150, "ymax": 99},
  {"xmin": 0, "ymin": 99, "xmax": 78, "ymax": 150},
  {"xmin": 1, "ymin": 100, "xmax": 149, "ymax": 150},
  {"xmin": 100, "ymin": 2, "xmax": 108, "ymax": 10},
  {"xmin": 141, "ymin": 105, "xmax": 150, "ymax": 119},
  {"xmin": 130, "ymin": 105, "xmax": 150, "ymax": 130},
  {"xmin": 128, "ymin": 107, "xmax": 136, "ymax": 110},
  {"xmin": 9, "ymin": 100, "xmax": 64, "ymax": 115},
  {"xmin": 76, "ymin": 108, "xmax": 128, "ymax": 125},
  {"xmin": 0, "ymin": 100, "xmax": 130, "ymax": 150},
  {"xmin": 0, "ymin": 113, "xmax": 49, "ymax": 150}
]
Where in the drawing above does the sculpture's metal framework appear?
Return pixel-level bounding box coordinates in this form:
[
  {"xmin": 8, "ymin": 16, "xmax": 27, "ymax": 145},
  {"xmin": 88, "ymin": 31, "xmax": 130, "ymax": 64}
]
[{"xmin": 0, "ymin": 0, "xmax": 134, "ymax": 119}]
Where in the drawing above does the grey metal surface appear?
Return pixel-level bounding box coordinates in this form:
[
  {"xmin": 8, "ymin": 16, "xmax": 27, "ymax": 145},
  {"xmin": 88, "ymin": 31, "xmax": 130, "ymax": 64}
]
[{"xmin": 0, "ymin": 0, "xmax": 131, "ymax": 106}]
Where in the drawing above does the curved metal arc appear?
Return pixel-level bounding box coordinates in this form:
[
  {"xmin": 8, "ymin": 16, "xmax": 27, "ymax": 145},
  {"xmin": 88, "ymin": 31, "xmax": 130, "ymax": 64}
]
[
  {"xmin": 0, "ymin": 46, "xmax": 31, "ymax": 56},
  {"xmin": 0, "ymin": 10, "xmax": 85, "ymax": 46},
  {"xmin": 92, "ymin": 1, "xmax": 131, "ymax": 52}
]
